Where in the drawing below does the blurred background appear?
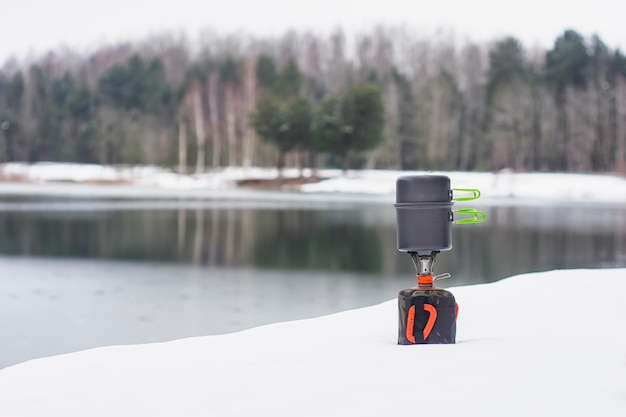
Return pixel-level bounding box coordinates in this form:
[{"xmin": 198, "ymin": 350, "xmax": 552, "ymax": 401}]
[
  {"xmin": 1, "ymin": 0, "xmax": 626, "ymax": 368},
  {"xmin": 2, "ymin": 1, "xmax": 626, "ymax": 172}
]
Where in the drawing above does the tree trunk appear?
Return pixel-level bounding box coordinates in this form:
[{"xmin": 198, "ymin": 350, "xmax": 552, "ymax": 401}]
[
  {"xmin": 428, "ymin": 81, "xmax": 441, "ymax": 164},
  {"xmin": 178, "ymin": 116, "xmax": 187, "ymax": 174},
  {"xmin": 225, "ymin": 83, "xmax": 237, "ymax": 167},
  {"xmin": 531, "ymin": 84, "xmax": 542, "ymax": 171},
  {"xmin": 277, "ymin": 150, "xmax": 285, "ymax": 178},
  {"xmin": 341, "ymin": 153, "xmax": 349, "ymax": 175},
  {"xmin": 298, "ymin": 150, "xmax": 306, "ymax": 177},
  {"xmin": 381, "ymin": 77, "xmax": 399, "ymax": 168},
  {"xmin": 208, "ymin": 71, "xmax": 221, "ymax": 168},
  {"xmin": 241, "ymin": 59, "xmax": 257, "ymax": 167},
  {"xmin": 364, "ymin": 147, "xmax": 381, "ymax": 169},
  {"xmin": 564, "ymin": 88, "xmax": 576, "ymax": 171},
  {"xmin": 616, "ymin": 74, "xmax": 626, "ymax": 173},
  {"xmin": 591, "ymin": 81, "xmax": 609, "ymax": 171},
  {"xmin": 192, "ymin": 83, "xmax": 206, "ymax": 174},
  {"xmin": 456, "ymin": 98, "xmax": 466, "ymax": 170},
  {"xmin": 1, "ymin": 130, "xmax": 13, "ymax": 161},
  {"xmin": 556, "ymin": 89, "xmax": 569, "ymax": 171},
  {"xmin": 310, "ymin": 152, "xmax": 320, "ymax": 179}
]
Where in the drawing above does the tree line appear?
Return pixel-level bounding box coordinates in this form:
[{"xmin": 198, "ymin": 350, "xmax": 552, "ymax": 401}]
[{"xmin": 1, "ymin": 27, "xmax": 625, "ymax": 174}]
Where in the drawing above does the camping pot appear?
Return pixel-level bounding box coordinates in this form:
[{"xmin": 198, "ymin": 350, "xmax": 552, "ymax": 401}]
[{"xmin": 394, "ymin": 175, "xmax": 485, "ymax": 252}]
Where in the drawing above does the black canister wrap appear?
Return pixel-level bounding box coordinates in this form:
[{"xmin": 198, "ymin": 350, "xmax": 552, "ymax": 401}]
[{"xmin": 398, "ymin": 287, "xmax": 457, "ymax": 345}]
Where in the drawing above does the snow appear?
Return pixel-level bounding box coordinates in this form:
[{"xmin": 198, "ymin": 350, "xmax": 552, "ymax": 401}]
[
  {"xmin": 1, "ymin": 162, "xmax": 626, "ymax": 204},
  {"xmin": 301, "ymin": 169, "xmax": 626, "ymax": 204},
  {"xmin": 0, "ymin": 268, "xmax": 624, "ymax": 416}
]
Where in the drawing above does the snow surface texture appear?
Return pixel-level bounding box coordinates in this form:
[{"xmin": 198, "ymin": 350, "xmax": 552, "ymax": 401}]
[
  {"xmin": 0, "ymin": 269, "xmax": 624, "ymax": 417},
  {"xmin": 1, "ymin": 162, "xmax": 626, "ymax": 203}
]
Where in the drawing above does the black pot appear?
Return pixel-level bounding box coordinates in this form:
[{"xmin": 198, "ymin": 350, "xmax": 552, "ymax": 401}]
[{"xmin": 394, "ymin": 175, "xmax": 453, "ymax": 252}]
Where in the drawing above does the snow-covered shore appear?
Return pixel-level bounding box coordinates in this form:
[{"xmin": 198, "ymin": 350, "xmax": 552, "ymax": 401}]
[
  {"xmin": 0, "ymin": 268, "xmax": 624, "ymax": 417},
  {"xmin": 1, "ymin": 162, "xmax": 626, "ymax": 204}
]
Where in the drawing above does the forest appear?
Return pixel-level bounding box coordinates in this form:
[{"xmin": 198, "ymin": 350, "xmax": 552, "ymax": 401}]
[{"xmin": 0, "ymin": 27, "xmax": 625, "ymax": 174}]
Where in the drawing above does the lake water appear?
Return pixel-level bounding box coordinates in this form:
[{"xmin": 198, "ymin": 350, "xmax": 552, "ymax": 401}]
[{"xmin": 1, "ymin": 196, "xmax": 625, "ymax": 368}]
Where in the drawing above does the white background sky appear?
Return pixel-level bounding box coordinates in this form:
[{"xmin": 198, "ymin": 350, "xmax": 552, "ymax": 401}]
[{"xmin": 1, "ymin": 0, "xmax": 625, "ymax": 63}]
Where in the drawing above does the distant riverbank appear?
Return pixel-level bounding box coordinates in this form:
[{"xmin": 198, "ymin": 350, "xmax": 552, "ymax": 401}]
[{"xmin": 1, "ymin": 162, "xmax": 626, "ymax": 205}]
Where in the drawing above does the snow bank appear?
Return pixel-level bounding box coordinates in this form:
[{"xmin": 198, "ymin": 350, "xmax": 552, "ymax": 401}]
[
  {"xmin": 301, "ymin": 169, "xmax": 626, "ymax": 204},
  {"xmin": 1, "ymin": 268, "xmax": 624, "ymax": 417},
  {"xmin": 1, "ymin": 162, "xmax": 626, "ymax": 203},
  {"xmin": 0, "ymin": 162, "xmax": 314, "ymax": 190}
]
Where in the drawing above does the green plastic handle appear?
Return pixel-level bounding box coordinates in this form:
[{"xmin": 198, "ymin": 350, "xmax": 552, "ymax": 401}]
[
  {"xmin": 454, "ymin": 208, "xmax": 487, "ymax": 224},
  {"xmin": 453, "ymin": 188, "xmax": 481, "ymax": 202}
]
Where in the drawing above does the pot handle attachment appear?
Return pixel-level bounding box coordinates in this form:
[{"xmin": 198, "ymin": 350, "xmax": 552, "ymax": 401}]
[
  {"xmin": 452, "ymin": 188, "xmax": 481, "ymax": 201},
  {"xmin": 454, "ymin": 208, "xmax": 487, "ymax": 224}
]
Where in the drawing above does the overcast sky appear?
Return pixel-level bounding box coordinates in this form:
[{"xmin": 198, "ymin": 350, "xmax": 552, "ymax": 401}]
[{"xmin": 2, "ymin": 0, "xmax": 625, "ymax": 63}]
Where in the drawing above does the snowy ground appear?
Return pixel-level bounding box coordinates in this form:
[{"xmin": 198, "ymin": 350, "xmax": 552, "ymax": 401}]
[
  {"xmin": 0, "ymin": 268, "xmax": 624, "ymax": 417},
  {"xmin": 1, "ymin": 162, "xmax": 626, "ymax": 204}
]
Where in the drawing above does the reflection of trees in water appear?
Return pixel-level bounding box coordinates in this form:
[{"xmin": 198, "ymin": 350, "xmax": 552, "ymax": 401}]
[
  {"xmin": 451, "ymin": 206, "xmax": 626, "ymax": 284},
  {"xmin": 192, "ymin": 209, "xmax": 203, "ymax": 265},
  {"xmin": 208, "ymin": 209, "xmax": 219, "ymax": 265},
  {"xmin": 0, "ymin": 206, "xmax": 624, "ymax": 280},
  {"xmin": 174, "ymin": 208, "xmax": 254, "ymax": 267},
  {"xmin": 251, "ymin": 210, "xmax": 385, "ymax": 273},
  {"xmin": 179, "ymin": 208, "xmax": 388, "ymax": 272},
  {"xmin": 184, "ymin": 206, "xmax": 626, "ymax": 275},
  {"xmin": 0, "ymin": 210, "xmax": 188, "ymax": 261}
]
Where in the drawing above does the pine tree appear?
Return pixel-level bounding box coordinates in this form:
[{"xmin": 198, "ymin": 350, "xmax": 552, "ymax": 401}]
[{"xmin": 313, "ymin": 83, "xmax": 385, "ymax": 173}]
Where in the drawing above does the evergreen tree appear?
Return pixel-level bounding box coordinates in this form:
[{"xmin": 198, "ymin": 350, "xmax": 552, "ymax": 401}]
[
  {"xmin": 394, "ymin": 69, "xmax": 419, "ymax": 170},
  {"xmin": 484, "ymin": 36, "xmax": 536, "ymax": 170},
  {"xmin": 97, "ymin": 54, "xmax": 173, "ymax": 164},
  {"xmin": 256, "ymin": 54, "xmax": 277, "ymax": 90},
  {"xmin": 486, "ymin": 37, "xmax": 526, "ymax": 105},
  {"xmin": 313, "ymin": 83, "xmax": 385, "ymax": 173},
  {"xmin": 545, "ymin": 30, "xmax": 590, "ymax": 170},
  {"xmin": 28, "ymin": 64, "xmax": 64, "ymax": 161},
  {"xmin": 251, "ymin": 58, "xmax": 313, "ymax": 175},
  {"xmin": 98, "ymin": 55, "xmax": 171, "ymax": 115},
  {"xmin": 251, "ymin": 96, "xmax": 312, "ymax": 175},
  {"xmin": 274, "ymin": 58, "xmax": 303, "ymax": 97},
  {"xmin": 0, "ymin": 71, "xmax": 24, "ymax": 161}
]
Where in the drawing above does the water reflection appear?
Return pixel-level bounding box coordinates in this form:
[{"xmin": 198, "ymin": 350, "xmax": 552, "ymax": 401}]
[{"xmin": 0, "ymin": 202, "xmax": 624, "ymax": 284}]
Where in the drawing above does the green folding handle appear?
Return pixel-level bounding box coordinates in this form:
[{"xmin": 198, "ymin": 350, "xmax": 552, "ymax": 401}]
[
  {"xmin": 452, "ymin": 188, "xmax": 481, "ymax": 201},
  {"xmin": 454, "ymin": 208, "xmax": 487, "ymax": 224}
]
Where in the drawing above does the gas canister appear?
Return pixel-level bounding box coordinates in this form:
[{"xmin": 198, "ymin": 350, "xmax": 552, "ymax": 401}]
[{"xmin": 398, "ymin": 273, "xmax": 458, "ymax": 345}]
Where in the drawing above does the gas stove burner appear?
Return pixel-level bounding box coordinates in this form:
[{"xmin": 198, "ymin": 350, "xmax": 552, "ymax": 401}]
[{"xmin": 395, "ymin": 175, "xmax": 486, "ymax": 345}]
